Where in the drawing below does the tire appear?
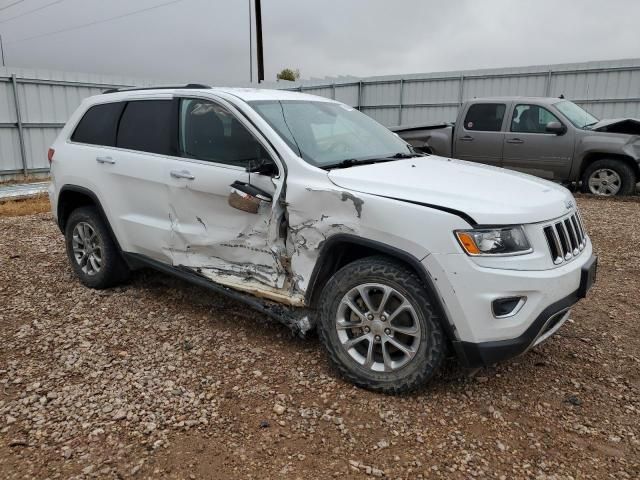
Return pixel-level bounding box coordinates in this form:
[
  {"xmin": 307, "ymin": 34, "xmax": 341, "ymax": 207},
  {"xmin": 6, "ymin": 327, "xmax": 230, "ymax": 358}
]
[
  {"xmin": 64, "ymin": 206, "xmax": 129, "ymax": 289},
  {"xmin": 317, "ymin": 256, "xmax": 445, "ymax": 394},
  {"xmin": 581, "ymin": 159, "xmax": 636, "ymax": 196}
]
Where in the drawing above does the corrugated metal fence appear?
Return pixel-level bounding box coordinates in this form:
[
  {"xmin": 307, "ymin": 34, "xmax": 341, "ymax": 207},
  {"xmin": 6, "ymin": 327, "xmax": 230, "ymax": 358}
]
[
  {"xmin": 284, "ymin": 58, "xmax": 640, "ymax": 127},
  {"xmin": 0, "ymin": 67, "xmax": 147, "ymax": 179},
  {"xmin": 1, "ymin": 58, "xmax": 640, "ymax": 178}
]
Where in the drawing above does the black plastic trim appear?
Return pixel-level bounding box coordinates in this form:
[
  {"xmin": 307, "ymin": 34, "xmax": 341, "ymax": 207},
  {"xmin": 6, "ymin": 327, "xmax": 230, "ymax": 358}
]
[
  {"xmin": 103, "ymin": 84, "xmax": 211, "ymax": 94},
  {"xmin": 305, "ymin": 233, "xmax": 462, "ymax": 351},
  {"xmin": 56, "ymin": 185, "xmax": 123, "ymax": 251},
  {"xmin": 121, "ymin": 252, "xmax": 309, "ymax": 332}
]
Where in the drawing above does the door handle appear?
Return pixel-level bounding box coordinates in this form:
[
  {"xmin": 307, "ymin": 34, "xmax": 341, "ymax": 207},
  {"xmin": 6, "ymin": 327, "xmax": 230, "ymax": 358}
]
[
  {"xmin": 170, "ymin": 170, "xmax": 195, "ymax": 180},
  {"xmin": 96, "ymin": 156, "xmax": 115, "ymax": 164},
  {"xmin": 460, "ymin": 135, "xmax": 474, "ymax": 142},
  {"xmin": 506, "ymin": 138, "xmax": 524, "ymax": 144}
]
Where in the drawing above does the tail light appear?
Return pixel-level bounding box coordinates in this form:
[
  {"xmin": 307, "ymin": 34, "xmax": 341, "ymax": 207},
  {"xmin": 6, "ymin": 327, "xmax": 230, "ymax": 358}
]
[{"xmin": 48, "ymin": 148, "xmax": 55, "ymax": 164}]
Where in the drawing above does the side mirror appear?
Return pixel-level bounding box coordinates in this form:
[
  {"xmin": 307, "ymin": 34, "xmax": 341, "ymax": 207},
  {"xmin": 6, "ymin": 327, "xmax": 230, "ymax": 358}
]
[
  {"xmin": 545, "ymin": 121, "xmax": 566, "ymax": 135},
  {"xmin": 247, "ymin": 158, "xmax": 278, "ymax": 176}
]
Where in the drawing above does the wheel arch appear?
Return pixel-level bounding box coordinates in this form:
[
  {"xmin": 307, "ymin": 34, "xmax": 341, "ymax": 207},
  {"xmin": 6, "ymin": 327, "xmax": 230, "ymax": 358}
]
[
  {"xmin": 57, "ymin": 185, "xmax": 123, "ymax": 253},
  {"xmin": 579, "ymin": 152, "xmax": 639, "ymax": 179},
  {"xmin": 305, "ymin": 234, "xmax": 460, "ymax": 347}
]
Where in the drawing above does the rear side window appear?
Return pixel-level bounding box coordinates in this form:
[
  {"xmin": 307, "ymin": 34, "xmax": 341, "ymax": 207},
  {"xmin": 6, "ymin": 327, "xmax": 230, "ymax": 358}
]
[
  {"xmin": 117, "ymin": 100, "xmax": 174, "ymax": 155},
  {"xmin": 463, "ymin": 103, "xmax": 506, "ymax": 132},
  {"xmin": 71, "ymin": 102, "xmax": 125, "ymax": 146}
]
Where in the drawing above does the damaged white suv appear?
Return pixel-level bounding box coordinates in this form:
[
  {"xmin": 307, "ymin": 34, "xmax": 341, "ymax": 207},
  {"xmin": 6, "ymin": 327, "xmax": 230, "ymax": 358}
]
[{"xmin": 48, "ymin": 85, "xmax": 597, "ymax": 393}]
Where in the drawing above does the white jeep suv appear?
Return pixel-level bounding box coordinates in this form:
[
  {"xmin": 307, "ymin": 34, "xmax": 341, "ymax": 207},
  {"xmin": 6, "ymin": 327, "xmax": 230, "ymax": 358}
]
[{"xmin": 48, "ymin": 85, "xmax": 597, "ymax": 393}]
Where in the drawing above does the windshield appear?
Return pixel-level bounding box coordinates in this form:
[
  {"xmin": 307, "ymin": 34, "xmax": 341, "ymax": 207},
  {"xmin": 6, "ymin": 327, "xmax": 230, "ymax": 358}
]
[
  {"xmin": 554, "ymin": 100, "xmax": 599, "ymax": 128},
  {"xmin": 249, "ymin": 100, "xmax": 413, "ymax": 168}
]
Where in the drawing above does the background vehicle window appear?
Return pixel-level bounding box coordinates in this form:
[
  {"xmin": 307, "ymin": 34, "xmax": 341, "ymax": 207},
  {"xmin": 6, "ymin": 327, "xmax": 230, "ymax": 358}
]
[
  {"xmin": 71, "ymin": 102, "xmax": 125, "ymax": 146},
  {"xmin": 463, "ymin": 103, "xmax": 506, "ymax": 131},
  {"xmin": 511, "ymin": 104, "xmax": 561, "ymax": 133},
  {"xmin": 116, "ymin": 100, "xmax": 174, "ymax": 155},
  {"xmin": 179, "ymin": 99, "xmax": 270, "ymax": 168}
]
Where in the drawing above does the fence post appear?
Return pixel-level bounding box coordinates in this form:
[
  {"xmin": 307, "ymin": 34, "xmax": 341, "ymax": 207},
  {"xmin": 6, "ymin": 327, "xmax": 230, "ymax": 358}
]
[
  {"xmin": 458, "ymin": 74, "xmax": 465, "ymax": 106},
  {"xmin": 545, "ymin": 70, "xmax": 553, "ymax": 96},
  {"xmin": 11, "ymin": 74, "xmax": 28, "ymax": 176},
  {"xmin": 357, "ymin": 81, "xmax": 363, "ymax": 111},
  {"xmin": 331, "ymin": 82, "xmax": 336, "ymax": 100},
  {"xmin": 397, "ymin": 78, "xmax": 404, "ymax": 126}
]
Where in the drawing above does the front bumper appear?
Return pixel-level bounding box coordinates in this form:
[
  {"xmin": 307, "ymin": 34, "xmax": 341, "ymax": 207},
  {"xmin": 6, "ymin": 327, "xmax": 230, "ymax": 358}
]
[{"xmin": 423, "ymin": 248, "xmax": 597, "ymax": 368}]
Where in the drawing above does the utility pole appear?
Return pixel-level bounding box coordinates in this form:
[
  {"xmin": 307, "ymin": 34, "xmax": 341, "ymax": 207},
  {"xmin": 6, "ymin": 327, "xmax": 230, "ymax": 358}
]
[
  {"xmin": 248, "ymin": 0, "xmax": 253, "ymax": 83},
  {"xmin": 0, "ymin": 34, "xmax": 5, "ymax": 67},
  {"xmin": 255, "ymin": 0, "xmax": 264, "ymax": 83}
]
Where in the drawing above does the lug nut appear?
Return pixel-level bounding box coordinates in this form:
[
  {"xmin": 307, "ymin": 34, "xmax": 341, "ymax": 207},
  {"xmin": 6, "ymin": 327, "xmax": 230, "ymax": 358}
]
[
  {"xmin": 380, "ymin": 315, "xmax": 387, "ymax": 321},
  {"xmin": 364, "ymin": 326, "xmax": 371, "ymax": 333},
  {"xmin": 367, "ymin": 314, "xmax": 374, "ymax": 320},
  {"xmin": 384, "ymin": 328, "xmax": 391, "ymax": 335},
  {"xmin": 374, "ymin": 335, "xmax": 381, "ymax": 342}
]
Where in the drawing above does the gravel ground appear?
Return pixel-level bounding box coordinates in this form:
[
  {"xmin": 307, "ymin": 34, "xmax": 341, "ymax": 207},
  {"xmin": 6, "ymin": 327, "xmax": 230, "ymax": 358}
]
[{"xmin": 0, "ymin": 196, "xmax": 638, "ymax": 479}]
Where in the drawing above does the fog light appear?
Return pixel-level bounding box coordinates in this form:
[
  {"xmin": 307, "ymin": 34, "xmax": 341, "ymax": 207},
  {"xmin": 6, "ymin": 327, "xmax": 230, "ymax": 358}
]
[{"xmin": 492, "ymin": 296, "xmax": 526, "ymax": 318}]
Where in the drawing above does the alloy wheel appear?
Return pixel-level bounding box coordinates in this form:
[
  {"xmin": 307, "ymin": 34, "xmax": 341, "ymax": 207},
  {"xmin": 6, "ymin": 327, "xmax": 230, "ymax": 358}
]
[
  {"xmin": 335, "ymin": 283, "xmax": 422, "ymax": 373},
  {"xmin": 72, "ymin": 221, "xmax": 102, "ymax": 276},
  {"xmin": 588, "ymin": 168, "xmax": 622, "ymax": 196}
]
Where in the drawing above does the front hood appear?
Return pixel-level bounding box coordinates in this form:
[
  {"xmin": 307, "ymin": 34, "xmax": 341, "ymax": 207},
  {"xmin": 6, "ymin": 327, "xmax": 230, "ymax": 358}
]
[
  {"xmin": 328, "ymin": 156, "xmax": 574, "ymax": 225},
  {"xmin": 590, "ymin": 117, "xmax": 640, "ymax": 135}
]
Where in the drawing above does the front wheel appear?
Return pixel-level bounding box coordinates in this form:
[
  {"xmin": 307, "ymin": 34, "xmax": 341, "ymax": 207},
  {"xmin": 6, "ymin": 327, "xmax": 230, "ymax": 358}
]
[
  {"xmin": 581, "ymin": 159, "xmax": 636, "ymax": 196},
  {"xmin": 317, "ymin": 257, "xmax": 445, "ymax": 394}
]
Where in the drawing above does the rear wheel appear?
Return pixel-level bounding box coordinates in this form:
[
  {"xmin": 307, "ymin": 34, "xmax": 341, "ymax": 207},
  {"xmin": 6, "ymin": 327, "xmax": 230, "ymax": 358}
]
[
  {"xmin": 581, "ymin": 159, "xmax": 636, "ymax": 196},
  {"xmin": 64, "ymin": 206, "xmax": 129, "ymax": 289},
  {"xmin": 317, "ymin": 256, "xmax": 445, "ymax": 394}
]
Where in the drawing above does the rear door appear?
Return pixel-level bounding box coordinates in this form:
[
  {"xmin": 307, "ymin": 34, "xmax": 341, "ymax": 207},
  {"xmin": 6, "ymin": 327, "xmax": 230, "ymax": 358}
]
[
  {"xmin": 69, "ymin": 97, "xmax": 176, "ymax": 262},
  {"xmin": 453, "ymin": 102, "xmax": 507, "ymax": 167},
  {"xmin": 105, "ymin": 97, "xmax": 176, "ymax": 261},
  {"xmin": 502, "ymin": 103, "xmax": 574, "ymax": 180},
  {"xmin": 164, "ymin": 95, "xmax": 292, "ymax": 300}
]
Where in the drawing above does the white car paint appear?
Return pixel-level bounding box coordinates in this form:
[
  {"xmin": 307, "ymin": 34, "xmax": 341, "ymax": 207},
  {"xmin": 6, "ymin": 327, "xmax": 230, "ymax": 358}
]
[{"xmin": 49, "ymin": 86, "xmax": 593, "ymax": 352}]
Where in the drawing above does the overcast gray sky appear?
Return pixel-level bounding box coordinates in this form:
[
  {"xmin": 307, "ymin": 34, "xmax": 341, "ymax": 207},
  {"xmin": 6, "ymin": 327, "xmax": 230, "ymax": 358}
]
[{"xmin": 1, "ymin": 0, "xmax": 639, "ymax": 83}]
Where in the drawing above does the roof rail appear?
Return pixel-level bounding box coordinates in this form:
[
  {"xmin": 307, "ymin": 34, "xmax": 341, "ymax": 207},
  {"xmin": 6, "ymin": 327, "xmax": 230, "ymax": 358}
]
[{"xmin": 102, "ymin": 83, "xmax": 211, "ymax": 94}]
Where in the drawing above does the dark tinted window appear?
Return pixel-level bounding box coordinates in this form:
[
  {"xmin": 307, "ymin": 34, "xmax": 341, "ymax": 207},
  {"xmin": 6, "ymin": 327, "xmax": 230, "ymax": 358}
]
[
  {"xmin": 179, "ymin": 99, "xmax": 270, "ymax": 168},
  {"xmin": 117, "ymin": 100, "xmax": 174, "ymax": 155},
  {"xmin": 511, "ymin": 104, "xmax": 561, "ymax": 133},
  {"xmin": 71, "ymin": 102, "xmax": 125, "ymax": 146},
  {"xmin": 463, "ymin": 103, "xmax": 506, "ymax": 132}
]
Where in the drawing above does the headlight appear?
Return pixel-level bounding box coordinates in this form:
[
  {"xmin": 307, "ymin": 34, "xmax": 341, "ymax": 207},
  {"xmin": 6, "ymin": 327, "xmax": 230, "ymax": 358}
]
[{"xmin": 455, "ymin": 226, "xmax": 531, "ymax": 256}]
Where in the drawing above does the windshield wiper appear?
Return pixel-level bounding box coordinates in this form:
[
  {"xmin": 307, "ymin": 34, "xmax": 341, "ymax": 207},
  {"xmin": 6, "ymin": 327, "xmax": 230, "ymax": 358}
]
[
  {"xmin": 322, "ymin": 152, "xmax": 422, "ymax": 170},
  {"xmin": 583, "ymin": 121, "xmax": 598, "ymax": 129},
  {"xmin": 321, "ymin": 158, "xmax": 391, "ymax": 170}
]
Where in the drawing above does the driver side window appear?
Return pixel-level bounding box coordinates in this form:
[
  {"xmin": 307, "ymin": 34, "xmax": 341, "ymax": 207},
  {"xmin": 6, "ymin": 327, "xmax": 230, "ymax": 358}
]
[
  {"xmin": 179, "ymin": 98, "xmax": 271, "ymax": 168},
  {"xmin": 511, "ymin": 104, "xmax": 560, "ymax": 133}
]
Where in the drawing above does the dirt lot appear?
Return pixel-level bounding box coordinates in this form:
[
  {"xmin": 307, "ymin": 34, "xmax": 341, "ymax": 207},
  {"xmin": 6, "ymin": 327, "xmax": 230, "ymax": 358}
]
[{"xmin": 0, "ymin": 196, "xmax": 638, "ymax": 479}]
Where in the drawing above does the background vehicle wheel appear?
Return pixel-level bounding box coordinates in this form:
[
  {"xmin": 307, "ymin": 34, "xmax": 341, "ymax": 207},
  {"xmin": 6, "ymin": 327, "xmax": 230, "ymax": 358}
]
[
  {"xmin": 581, "ymin": 159, "xmax": 636, "ymax": 196},
  {"xmin": 318, "ymin": 256, "xmax": 445, "ymax": 394},
  {"xmin": 64, "ymin": 206, "xmax": 129, "ymax": 289}
]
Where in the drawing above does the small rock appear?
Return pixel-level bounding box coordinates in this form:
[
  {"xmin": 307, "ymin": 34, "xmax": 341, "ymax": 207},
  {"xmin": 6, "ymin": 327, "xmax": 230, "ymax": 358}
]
[
  {"xmin": 475, "ymin": 376, "xmax": 489, "ymax": 383},
  {"xmin": 565, "ymin": 395, "xmax": 583, "ymax": 406},
  {"xmin": 259, "ymin": 420, "xmax": 270, "ymax": 428},
  {"xmin": 273, "ymin": 404, "xmax": 286, "ymax": 415},
  {"xmin": 112, "ymin": 409, "xmax": 127, "ymax": 421},
  {"xmin": 6, "ymin": 415, "xmax": 17, "ymax": 425}
]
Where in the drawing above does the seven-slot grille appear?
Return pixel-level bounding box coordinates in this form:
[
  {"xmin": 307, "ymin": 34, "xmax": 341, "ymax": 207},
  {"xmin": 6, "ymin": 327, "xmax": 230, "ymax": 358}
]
[{"xmin": 543, "ymin": 212, "xmax": 587, "ymax": 265}]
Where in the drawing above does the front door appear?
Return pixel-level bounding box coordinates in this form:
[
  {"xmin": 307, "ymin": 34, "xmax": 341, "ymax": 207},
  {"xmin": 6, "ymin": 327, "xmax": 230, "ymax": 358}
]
[
  {"xmin": 502, "ymin": 104, "xmax": 575, "ymax": 180},
  {"xmin": 165, "ymin": 96, "xmax": 297, "ymax": 303},
  {"xmin": 453, "ymin": 102, "xmax": 507, "ymax": 168}
]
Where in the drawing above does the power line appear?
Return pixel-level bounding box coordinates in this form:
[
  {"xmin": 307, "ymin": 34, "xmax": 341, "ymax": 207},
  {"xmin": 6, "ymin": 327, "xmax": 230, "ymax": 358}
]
[
  {"xmin": 0, "ymin": 1, "xmax": 25, "ymax": 13},
  {"xmin": 7, "ymin": 0, "xmax": 187, "ymax": 44},
  {"xmin": 0, "ymin": 0, "xmax": 66, "ymax": 24}
]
